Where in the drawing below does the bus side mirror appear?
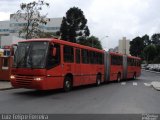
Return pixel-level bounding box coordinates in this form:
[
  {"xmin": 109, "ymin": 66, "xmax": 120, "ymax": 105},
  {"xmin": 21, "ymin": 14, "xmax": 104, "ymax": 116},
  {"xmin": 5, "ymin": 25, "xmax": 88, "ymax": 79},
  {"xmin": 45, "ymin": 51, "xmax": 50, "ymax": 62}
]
[{"xmin": 52, "ymin": 48, "xmax": 57, "ymax": 56}]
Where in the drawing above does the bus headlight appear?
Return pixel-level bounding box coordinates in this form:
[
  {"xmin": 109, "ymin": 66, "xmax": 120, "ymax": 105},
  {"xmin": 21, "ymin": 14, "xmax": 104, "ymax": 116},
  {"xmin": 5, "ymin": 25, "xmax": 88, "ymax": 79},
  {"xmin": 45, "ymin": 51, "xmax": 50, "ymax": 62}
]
[
  {"xmin": 34, "ymin": 77, "xmax": 43, "ymax": 81},
  {"xmin": 10, "ymin": 75, "xmax": 15, "ymax": 79}
]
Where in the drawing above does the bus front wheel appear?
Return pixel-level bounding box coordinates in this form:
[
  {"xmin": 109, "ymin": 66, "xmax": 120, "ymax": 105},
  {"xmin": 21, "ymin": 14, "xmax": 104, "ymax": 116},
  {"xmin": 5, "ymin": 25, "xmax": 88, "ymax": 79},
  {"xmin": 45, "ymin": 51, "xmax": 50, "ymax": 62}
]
[{"xmin": 63, "ymin": 76, "xmax": 72, "ymax": 92}]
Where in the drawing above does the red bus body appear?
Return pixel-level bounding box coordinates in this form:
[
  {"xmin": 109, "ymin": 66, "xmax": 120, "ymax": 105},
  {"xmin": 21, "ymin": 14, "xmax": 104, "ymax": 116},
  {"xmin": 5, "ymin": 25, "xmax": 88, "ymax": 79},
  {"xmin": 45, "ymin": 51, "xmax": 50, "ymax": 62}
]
[
  {"xmin": 104, "ymin": 52, "xmax": 141, "ymax": 82},
  {"xmin": 0, "ymin": 46, "xmax": 14, "ymax": 81},
  {"xmin": 126, "ymin": 55, "xmax": 141, "ymax": 79},
  {"xmin": 0, "ymin": 57, "xmax": 13, "ymax": 81},
  {"xmin": 11, "ymin": 39, "xmax": 104, "ymax": 90},
  {"xmin": 10, "ymin": 38, "xmax": 141, "ymax": 90},
  {"xmin": 109, "ymin": 52, "xmax": 123, "ymax": 81}
]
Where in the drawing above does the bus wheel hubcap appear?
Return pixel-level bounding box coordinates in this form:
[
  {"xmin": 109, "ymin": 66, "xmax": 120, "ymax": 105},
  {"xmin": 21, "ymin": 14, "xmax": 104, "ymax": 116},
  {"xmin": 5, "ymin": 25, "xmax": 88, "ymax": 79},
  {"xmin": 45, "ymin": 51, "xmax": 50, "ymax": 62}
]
[
  {"xmin": 98, "ymin": 79, "xmax": 100, "ymax": 85},
  {"xmin": 134, "ymin": 75, "xmax": 136, "ymax": 79},
  {"xmin": 66, "ymin": 81, "xmax": 70, "ymax": 88},
  {"xmin": 97, "ymin": 78, "xmax": 100, "ymax": 85},
  {"xmin": 118, "ymin": 76, "xmax": 120, "ymax": 82}
]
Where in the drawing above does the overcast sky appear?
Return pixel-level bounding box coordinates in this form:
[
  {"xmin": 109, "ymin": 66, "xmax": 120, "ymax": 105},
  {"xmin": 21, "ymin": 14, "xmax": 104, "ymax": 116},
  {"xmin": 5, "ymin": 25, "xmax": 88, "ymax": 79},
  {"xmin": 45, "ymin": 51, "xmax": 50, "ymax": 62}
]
[{"xmin": 0, "ymin": 0, "xmax": 160, "ymax": 49}]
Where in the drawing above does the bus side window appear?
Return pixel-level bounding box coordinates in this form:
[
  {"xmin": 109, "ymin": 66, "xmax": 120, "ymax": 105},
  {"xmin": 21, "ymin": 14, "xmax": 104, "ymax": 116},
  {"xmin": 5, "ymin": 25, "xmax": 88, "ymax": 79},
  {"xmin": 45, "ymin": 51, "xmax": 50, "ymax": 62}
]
[
  {"xmin": 97, "ymin": 53, "xmax": 103, "ymax": 64},
  {"xmin": 2, "ymin": 57, "xmax": 9, "ymax": 70},
  {"xmin": 64, "ymin": 46, "xmax": 74, "ymax": 63},
  {"xmin": 54, "ymin": 44, "xmax": 60, "ymax": 65},
  {"xmin": 3, "ymin": 58, "xmax": 8, "ymax": 67},
  {"xmin": 76, "ymin": 49, "xmax": 80, "ymax": 63},
  {"xmin": 90, "ymin": 51, "xmax": 94, "ymax": 64},
  {"xmin": 82, "ymin": 49, "xmax": 88, "ymax": 64},
  {"xmin": 47, "ymin": 44, "xmax": 60, "ymax": 68},
  {"xmin": 101, "ymin": 54, "xmax": 104, "ymax": 64},
  {"xmin": 111, "ymin": 55, "xmax": 116, "ymax": 65}
]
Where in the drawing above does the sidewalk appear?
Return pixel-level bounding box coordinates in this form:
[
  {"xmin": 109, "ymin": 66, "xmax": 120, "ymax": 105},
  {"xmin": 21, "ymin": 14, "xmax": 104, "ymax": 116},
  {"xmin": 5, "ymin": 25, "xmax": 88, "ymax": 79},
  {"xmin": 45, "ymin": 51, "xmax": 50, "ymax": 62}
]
[{"xmin": 0, "ymin": 80, "xmax": 13, "ymax": 90}]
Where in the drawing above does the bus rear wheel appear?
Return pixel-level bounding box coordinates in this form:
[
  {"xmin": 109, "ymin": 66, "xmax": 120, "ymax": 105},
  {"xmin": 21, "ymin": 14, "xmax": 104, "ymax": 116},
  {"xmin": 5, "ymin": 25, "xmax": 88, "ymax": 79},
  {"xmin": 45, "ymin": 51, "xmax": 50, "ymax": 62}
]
[
  {"xmin": 63, "ymin": 76, "xmax": 72, "ymax": 92},
  {"xmin": 133, "ymin": 73, "xmax": 136, "ymax": 80},
  {"xmin": 117, "ymin": 73, "xmax": 121, "ymax": 82},
  {"xmin": 96, "ymin": 75, "xmax": 101, "ymax": 86}
]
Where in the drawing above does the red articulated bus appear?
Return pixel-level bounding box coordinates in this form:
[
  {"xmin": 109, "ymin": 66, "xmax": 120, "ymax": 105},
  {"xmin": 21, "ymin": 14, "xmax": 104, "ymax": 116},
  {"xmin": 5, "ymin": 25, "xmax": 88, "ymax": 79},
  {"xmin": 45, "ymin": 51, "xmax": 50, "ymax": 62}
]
[
  {"xmin": 10, "ymin": 38, "xmax": 141, "ymax": 91},
  {"xmin": 104, "ymin": 52, "xmax": 141, "ymax": 83}
]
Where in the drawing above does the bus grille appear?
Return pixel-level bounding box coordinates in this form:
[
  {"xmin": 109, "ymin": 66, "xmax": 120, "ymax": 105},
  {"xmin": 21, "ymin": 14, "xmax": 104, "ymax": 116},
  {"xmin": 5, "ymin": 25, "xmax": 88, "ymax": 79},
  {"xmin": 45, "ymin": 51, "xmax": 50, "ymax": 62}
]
[{"xmin": 15, "ymin": 75, "xmax": 33, "ymax": 87}]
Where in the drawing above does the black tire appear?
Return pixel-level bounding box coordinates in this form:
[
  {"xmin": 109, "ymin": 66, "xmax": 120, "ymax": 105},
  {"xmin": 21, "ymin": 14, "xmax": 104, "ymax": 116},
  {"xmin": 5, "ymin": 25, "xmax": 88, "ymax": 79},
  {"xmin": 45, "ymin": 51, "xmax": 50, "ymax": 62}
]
[
  {"xmin": 117, "ymin": 73, "xmax": 121, "ymax": 82},
  {"xmin": 63, "ymin": 76, "xmax": 72, "ymax": 92},
  {"xmin": 133, "ymin": 73, "xmax": 136, "ymax": 80},
  {"xmin": 96, "ymin": 75, "xmax": 101, "ymax": 86}
]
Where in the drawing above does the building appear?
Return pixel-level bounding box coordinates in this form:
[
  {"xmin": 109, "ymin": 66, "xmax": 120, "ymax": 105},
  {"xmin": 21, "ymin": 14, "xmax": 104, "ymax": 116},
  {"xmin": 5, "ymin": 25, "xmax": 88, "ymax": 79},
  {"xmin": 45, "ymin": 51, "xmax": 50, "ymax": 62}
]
[
  {"xmin": 0, "ymin": 14, "xmax": 62, "ymax": 47},
  {"xmin": 108, "ymin": 46, "xmax": 119, "ymax": 53},
  {"xmin": 0, "ymin": 21, "xmax": 10, "ymax": 46},
  {"xmin": 118, "ymin": 37, "xmax": 130, "ymax": 55}
]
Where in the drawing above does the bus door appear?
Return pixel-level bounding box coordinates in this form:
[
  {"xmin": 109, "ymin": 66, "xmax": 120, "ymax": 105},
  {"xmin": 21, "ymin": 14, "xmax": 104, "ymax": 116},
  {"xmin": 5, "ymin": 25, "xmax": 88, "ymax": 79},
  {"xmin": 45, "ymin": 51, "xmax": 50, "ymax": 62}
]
[
  {"xmin": 104, "ymin": 52, "xmax": 110, "ymax": 82},
  {"xmin": 74, "ymin": 48, "xmax": 82, "ymax": 86},
  {"xmin": 123, "ymin": 55, "xmax": 127, "ymax": 79}
]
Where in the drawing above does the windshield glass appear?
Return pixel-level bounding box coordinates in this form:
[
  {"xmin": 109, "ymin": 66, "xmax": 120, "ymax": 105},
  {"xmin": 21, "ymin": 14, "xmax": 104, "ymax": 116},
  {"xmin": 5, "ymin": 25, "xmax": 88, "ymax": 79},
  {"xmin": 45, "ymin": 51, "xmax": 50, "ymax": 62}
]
[{"xmin": 13, "ymin": 41, "xmax": 49, "ymax": 68}]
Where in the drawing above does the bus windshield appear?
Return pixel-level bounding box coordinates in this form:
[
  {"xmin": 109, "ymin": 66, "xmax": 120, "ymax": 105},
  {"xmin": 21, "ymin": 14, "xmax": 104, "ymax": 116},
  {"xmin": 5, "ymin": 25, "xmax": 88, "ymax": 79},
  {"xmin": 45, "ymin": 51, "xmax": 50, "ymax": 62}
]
[{"xmin": 13, "ymin": 41, "xmax": 49, "ymax": 69}]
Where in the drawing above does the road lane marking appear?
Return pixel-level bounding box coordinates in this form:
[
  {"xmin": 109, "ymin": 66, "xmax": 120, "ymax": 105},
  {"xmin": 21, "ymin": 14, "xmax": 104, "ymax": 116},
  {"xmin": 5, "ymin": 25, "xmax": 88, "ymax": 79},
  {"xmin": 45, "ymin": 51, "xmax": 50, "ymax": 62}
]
[
  {"xmin": 144, "ymin": 83, "xmax": 151, "ymax": 87},
  {"xmin": 133, "ymin": 82, "xmax": 137, "ymax": 86},
  {"xmin": 121, "ymin": 82, "xmax": 126, "ymax": 85}
]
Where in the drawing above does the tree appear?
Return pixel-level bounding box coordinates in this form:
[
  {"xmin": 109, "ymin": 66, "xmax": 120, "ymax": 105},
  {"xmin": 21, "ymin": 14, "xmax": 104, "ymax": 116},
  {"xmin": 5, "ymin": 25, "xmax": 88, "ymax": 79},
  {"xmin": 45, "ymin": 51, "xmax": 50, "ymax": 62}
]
[
  {"xmin": 142, "ymin": 34, "xmax": 151, "ymax": 47},
  {"xmin": 130, "ymin": 36, "xmax": 144, "ymax": 57},
  {"xmin": 150, "ymin": 33, "xmax": 160, "ymax": 63},
  {"xmin": 39, "ymin": 32, "xmax": 59, "ymax": 38},
  {"xmin": 78, "ymin": 36, "xmax": 103, "ymax": 50},
  {"xmin": 15, "ymin": 0, "xmax": 49, "ymax": 39},
  {"xmin": 59, "ymin": 7, "xmax": 90, "ymax": 43},
  {"xmin": 77, "ymin": 36, "xmax": 87, "ymax": 45},
  {"xmin": 153, "ymin": 45, "xmax": 160, "ymax": 63},
  {"xmin": 156, "ymin": 45, "xmax": 160, "ymax": 56},
  {"xmin": 143, "ymin": 45, "xmax": 157, "ymax": 63},
  {"xmin": 151, "ymin": 33, "xmax": 160, "ymax": 45}
]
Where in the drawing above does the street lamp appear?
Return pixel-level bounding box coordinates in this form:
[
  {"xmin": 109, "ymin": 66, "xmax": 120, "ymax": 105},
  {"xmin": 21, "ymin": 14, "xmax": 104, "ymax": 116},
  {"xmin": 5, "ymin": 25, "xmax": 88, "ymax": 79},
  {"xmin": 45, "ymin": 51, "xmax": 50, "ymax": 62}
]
[
  {"xmin": 92, "ymin": 36, "xmax": 109, "ymax": 47},
  {"xmin": 100, "ymin": 36, "xmax": 109, "ymax": 50},
  {"xmin": 100, "ymin": 36, "xmax": 109, "ymax": 41},
  {"xmin": 92, "ymin": 35, "xmax": 109, "ymax": 47}
]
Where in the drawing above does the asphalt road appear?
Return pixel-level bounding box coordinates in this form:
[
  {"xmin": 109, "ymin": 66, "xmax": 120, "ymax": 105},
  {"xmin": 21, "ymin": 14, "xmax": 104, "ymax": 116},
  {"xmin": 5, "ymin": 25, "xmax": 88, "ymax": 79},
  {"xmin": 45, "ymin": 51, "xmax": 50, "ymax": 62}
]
[{"xmin": 0, "ymin": 70, "xmax": 160, "ymax": 114}]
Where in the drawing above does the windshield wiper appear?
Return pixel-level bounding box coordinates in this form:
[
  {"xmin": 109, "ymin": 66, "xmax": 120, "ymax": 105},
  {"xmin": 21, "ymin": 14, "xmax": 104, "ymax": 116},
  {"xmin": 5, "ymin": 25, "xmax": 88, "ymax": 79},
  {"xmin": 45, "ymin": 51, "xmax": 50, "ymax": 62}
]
[{"xmin": 16, "ymin": 56, "xmax": 25, "ymax": 68}]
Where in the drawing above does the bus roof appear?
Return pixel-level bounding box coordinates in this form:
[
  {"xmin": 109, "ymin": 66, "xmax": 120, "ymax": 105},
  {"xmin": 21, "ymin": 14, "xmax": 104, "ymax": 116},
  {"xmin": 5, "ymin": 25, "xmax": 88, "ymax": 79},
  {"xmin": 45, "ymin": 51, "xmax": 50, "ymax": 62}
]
[
  {"xmin": 109, "ymin": 51, "xmax": 141, "ymax": 60},
  {"xmin": 127, "ymin": 55, "xmax": 141, "ymax": 60},
  {"xmin": 109, "ymin": 51, "xmax": 124, "ymax": 56},
  {"xmin": 18, "ymin": 38, "xmax": 105, "ymax": 53},
  {"xmin": 18, "ymin": 38, "xmax": 141, "ymax": 59},
  {"xmin": 18, "ymin": 38, "xmax": 51, "ymax": 43}
]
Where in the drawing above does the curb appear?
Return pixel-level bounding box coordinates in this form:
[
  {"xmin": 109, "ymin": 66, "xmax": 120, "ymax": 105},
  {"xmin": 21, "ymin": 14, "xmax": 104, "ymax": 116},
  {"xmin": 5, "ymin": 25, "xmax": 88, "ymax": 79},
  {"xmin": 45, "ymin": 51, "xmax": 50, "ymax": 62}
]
[
  {"xmin": 0, "ymin": 81, "xmax": 14, "ymax": 91},
  {"xmin": 152, "ymin": 86, "xmax": 160, "ymax": 91},
  {"xmin": 0, "ymin": 87, "xmax": 14, "ymax": 91},
  {"xmin": 151, "ymin": 82, "xmax": 160, "ymax": 91}
]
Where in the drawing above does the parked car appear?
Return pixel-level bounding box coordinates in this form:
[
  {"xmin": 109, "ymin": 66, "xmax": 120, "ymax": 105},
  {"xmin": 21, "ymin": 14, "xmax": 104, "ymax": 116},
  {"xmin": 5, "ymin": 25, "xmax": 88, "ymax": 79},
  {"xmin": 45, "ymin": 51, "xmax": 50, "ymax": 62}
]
[{"xmin": 145, "ymin": 64, "xmax": 152, "ymax": 70}]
